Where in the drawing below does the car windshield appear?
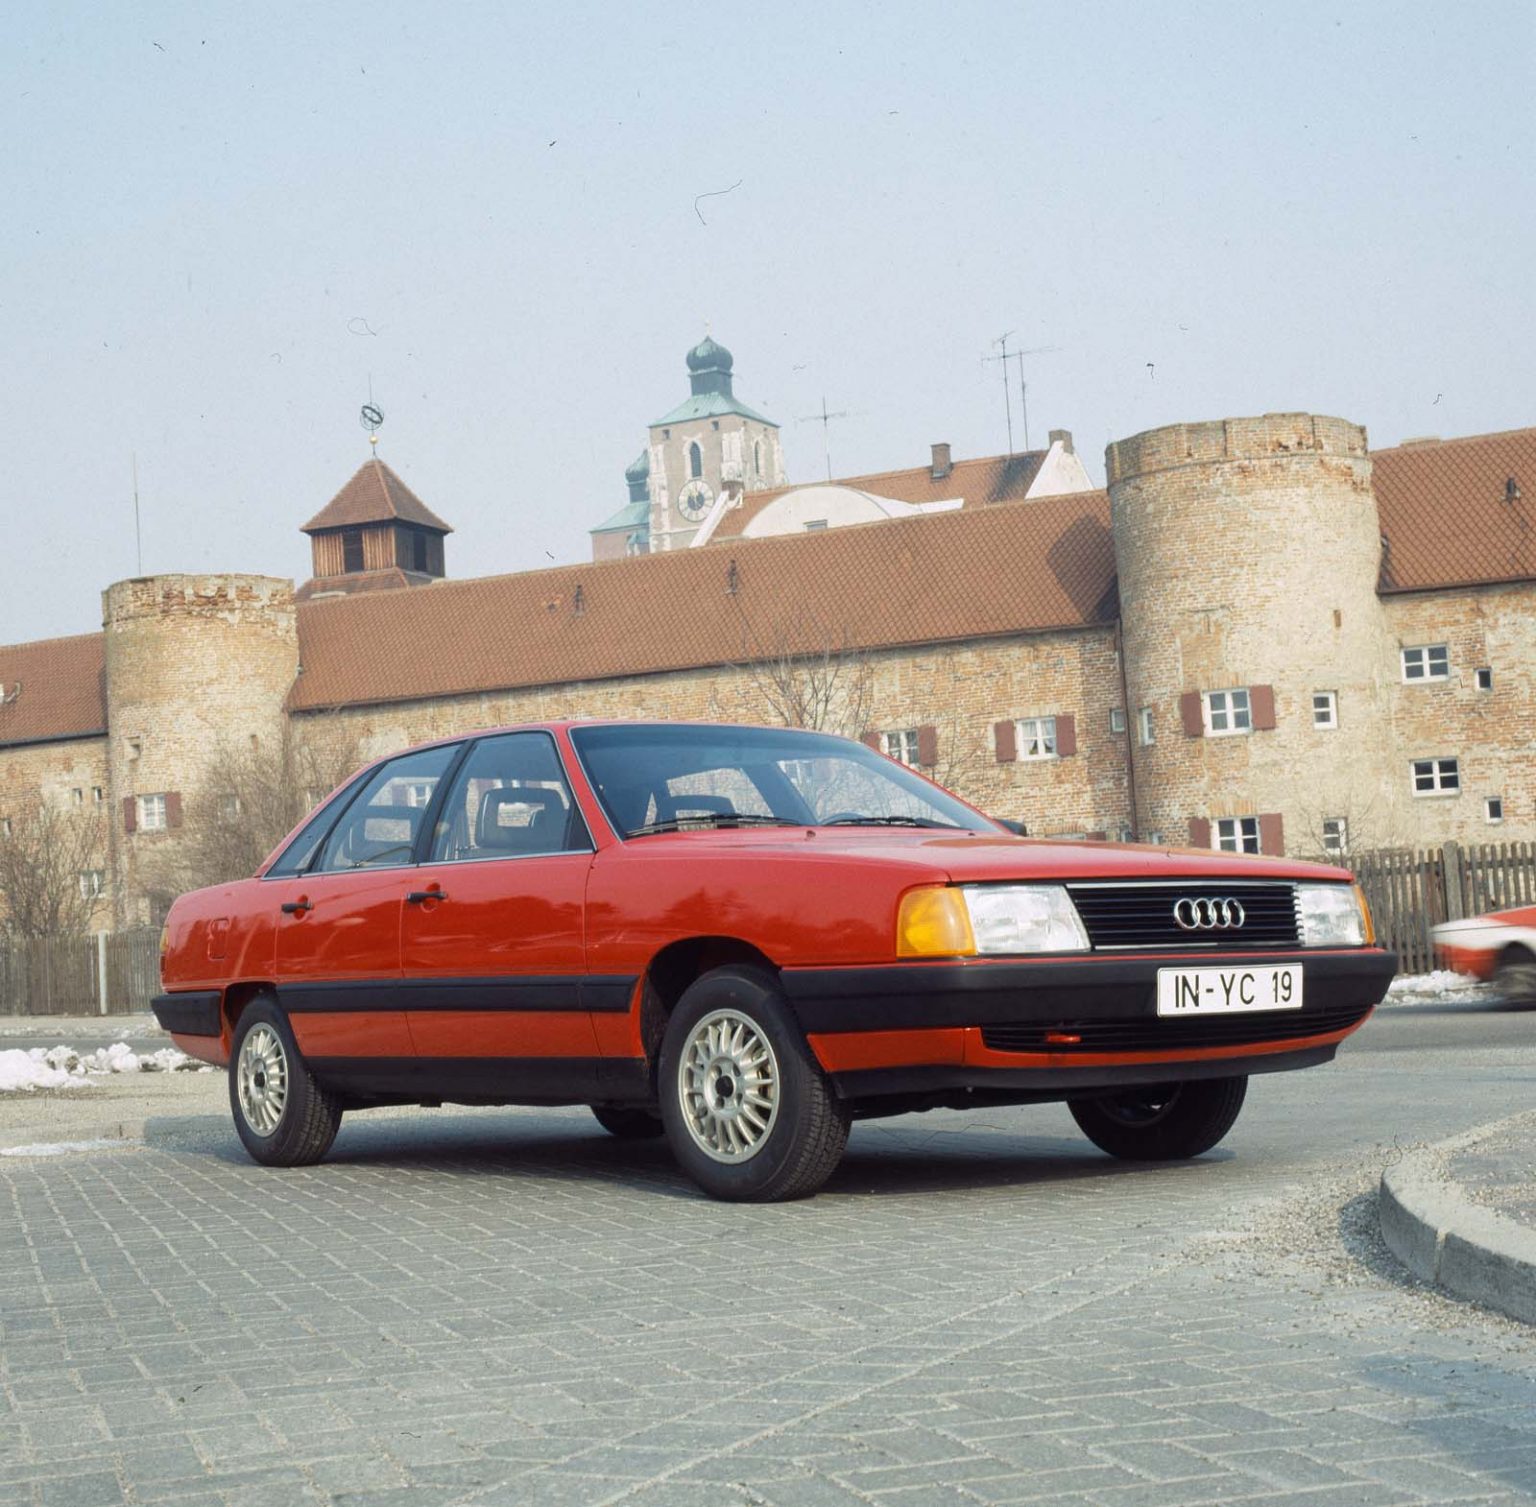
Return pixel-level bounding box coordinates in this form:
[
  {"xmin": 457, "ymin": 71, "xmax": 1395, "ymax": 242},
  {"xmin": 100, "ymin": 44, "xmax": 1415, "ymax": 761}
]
[{"xmin": 570, "ymin": 724, "xmax": 994, "ymax": 839}]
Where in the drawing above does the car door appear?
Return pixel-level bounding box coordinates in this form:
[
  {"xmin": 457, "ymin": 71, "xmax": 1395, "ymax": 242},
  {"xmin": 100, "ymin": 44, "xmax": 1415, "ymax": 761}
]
[
  {"xmin": 399, "ymin": 731, "xmax": 602, "ymax": 1099},
  {"xmin": 271, "ymin": 742, "xmax": 461, "ymax": 1069}
]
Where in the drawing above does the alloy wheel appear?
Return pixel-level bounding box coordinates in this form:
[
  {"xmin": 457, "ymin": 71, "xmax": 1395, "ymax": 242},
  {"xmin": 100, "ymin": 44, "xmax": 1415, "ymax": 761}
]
[{"xmin": 676, "ymin": 1008, "xmax": 780, "ymax": 1163}]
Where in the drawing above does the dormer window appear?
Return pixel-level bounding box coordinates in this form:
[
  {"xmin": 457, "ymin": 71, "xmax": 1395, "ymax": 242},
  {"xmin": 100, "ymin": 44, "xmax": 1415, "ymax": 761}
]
[
  {"xmin": 688, "ymin": 441, "xmax": 703, "ymax": 480},
  {"xmin": 341, "ymin": 529, "xmax": 364, "ymax": 573}
]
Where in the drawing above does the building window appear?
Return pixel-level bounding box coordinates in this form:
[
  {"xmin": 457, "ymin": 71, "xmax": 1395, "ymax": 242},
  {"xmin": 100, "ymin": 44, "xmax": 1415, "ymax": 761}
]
[
  {"xmin": 688, "ymin": 441, "xmax": 703, "ymax": 480},
  {"xmin": 1411, "ymin": 758, "xmax": 1460, "ymax": 796},
  {"xmin": 1146, "ymin": 830, "xmax": 1165, "ymax": 846},
  {"xmin": 1476, "ymin": 667, "xmax": 1493, "ymax": 691},
  {"xmin": 1313, "ymin": 691, "xmax": 1338, "ymax": 729},
  {"xmin": 1401, "ymin": 644, "xmax": 1449, "ymax": 682},
  {"xmin": 754, "ymin": 439, "xmax": 764, "ymax": 476},
  {"xmin": 1204, "ymin": 688, "xmax": 1251, "ymax": 735},
  {"xmin": 1138, "ymin": 707, "xmax": 1155, "ymax": 746},
  {"xmin": 1115, "ymin": 824, "xmax": 1134, "ymax": 843},
  {"xmin": 882, "ymin": 729, "xmax": 920, "ymax": 766},
  {"xmin": 341, "ymin": 528, "xmax": 365, "ymax": 573},
  {"xmin": 1, "ymin": 818, "xmax": 10, "ymax": 839},
  {"xmin": 1109, "ymin": 708, "xmax": 1126, "ymax": 735},
  {"xmin": 78, "ymin": 870, "xmax": 105, "ymax": 900},
  {"xmin": 92, "ymin": 786, "xmax": 104, "ymax": 803},
  {"xmin": 218, "ymin": 793, "xmax": 241, "ymax": 824},
  {"xmin": 803, "ymin": 519, "xmax": 828, "ymax": 531},
  {"xmin": 1322, "ymin": 818, "xmax": 1348, "ymax": 857},
  {"xmin": 127, "ymin": 738, "xmax": 141, "ymax": 761},
  {"xmin": 71, "ymin": 788, "xmax": 83, "ymax": 805},
  {"xmin": 1214, "ymin": 816, "xmax": 1260, "ymax": 854},
  {"xmin": 411, "ymin": 530, "xmax": 429, "ymax": 572},
  {"xmin": 137, "ymin": 793, "xmax": 168, "ymax": 831},
  {"xmin": 711, "ymin": 420, "xmax": 720, "ymax": 432},
  {"xmin": 1015, "ymin": 717, "xmax": 1058, "ymax": 761},
  {"xmin": 1486, "ymin": 796, "xmax": 1504, "ymax": 824}
]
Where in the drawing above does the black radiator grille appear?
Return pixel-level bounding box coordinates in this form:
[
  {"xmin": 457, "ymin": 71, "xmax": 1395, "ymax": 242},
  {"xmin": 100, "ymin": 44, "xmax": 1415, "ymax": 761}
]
[
  {"xmin": 981, "ymin": 1003, "xmax": 1370, "ymax": 1055},
  {"xmin": 1067, "ymin": 882, "xmax": 1300, "ymax": 951}
]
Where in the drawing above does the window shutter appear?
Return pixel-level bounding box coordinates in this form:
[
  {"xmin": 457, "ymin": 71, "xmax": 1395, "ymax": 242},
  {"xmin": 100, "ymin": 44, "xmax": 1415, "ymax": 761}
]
[
  {"xmin": 916, "ymin": 725, "xmax": 939, "ymax": 767},
  {"xmin": 860, "ymin": 731, "xmax": 882, "ymax": 751},
  {"xmin": 1258, "ymin": 812, "xmax": 1284, "ymax": 855},
  {"xmin": 1056, "ymin": 714, "xmax": 1077, "ymax": 757},
  {"xmin": 994, "ymin": 720, "xmax": 1017, "ymax": 763},
  {"xmin": 122, "ymin": 797, "xmax": 136, "ymax": 834},
  {"xmin": 166, "ymin": 792, "xmax": 183, "ymax": 829},
  {"xmin": 1180, "ymin": 692, "xmax": 1204, "ymax": 738},
  {"xmin": 1086, "ymin": 830, "xmax": 1107, "ymax": 841},
  {"xmin": 1188, "ymin": 816, "xmax": 1211, "ymax": 848},
  {"xmin": 1249, "ymin": 684, "xmax": 1277, "ymax": 730}
]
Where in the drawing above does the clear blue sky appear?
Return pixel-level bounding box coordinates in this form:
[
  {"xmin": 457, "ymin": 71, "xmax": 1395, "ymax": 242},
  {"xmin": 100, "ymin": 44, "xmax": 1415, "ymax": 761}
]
[{"xmin": 3, "ymin": 1, "xmax": 1531, "ymax": 643}]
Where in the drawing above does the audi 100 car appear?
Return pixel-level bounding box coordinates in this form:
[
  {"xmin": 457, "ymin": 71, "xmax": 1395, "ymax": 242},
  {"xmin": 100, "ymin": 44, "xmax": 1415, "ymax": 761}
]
[
  {"xmin": 154, "ymin": 721, "xmax": 1395, "ymax": 1201},
  {"xmin": 1433, "ymin": 905, "xmax": 1536, "ymax": 1005}
]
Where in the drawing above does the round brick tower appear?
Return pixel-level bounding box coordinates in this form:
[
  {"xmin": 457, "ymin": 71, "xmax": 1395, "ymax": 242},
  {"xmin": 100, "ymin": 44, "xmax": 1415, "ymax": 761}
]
[
  {"xmin": 1107, "ymin": 414, "xmax": 1397, "ymax": 857},
  {"xmin": 102, "ymin": 574, "xmax": 298, "ymax": 924}
]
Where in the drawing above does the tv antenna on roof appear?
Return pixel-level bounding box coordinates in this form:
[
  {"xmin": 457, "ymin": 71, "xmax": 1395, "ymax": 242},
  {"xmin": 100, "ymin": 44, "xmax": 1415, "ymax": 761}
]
[
  {"xmin": 982, "ymin": 333, "xmax": 1060, "ymax": 452},
  {"xmin": 796, "ymin": 395, "xmax": 851, "ymax": 482}
]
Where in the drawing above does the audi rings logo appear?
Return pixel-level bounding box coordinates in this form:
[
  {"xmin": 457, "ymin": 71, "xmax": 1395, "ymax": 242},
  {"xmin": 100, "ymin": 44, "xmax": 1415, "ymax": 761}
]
[{"xmin": 1173, "ymin": 896, "xmax": 1246, "ymax": 930}]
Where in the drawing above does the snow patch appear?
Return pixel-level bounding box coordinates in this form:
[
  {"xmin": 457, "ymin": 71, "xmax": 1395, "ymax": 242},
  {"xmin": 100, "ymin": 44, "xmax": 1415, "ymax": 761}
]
[
  {"xmin": 0, "ymin": 1042, "xmax": 213, "ymax": 1093},
  {"xmin": 1386, "ymin": 969, "xmax": 1489, "ymax": 1004}
]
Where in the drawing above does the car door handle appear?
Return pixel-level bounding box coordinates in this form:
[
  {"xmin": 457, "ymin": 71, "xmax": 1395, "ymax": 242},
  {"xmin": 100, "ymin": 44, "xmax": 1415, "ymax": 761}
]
[
  {"xmin": 406, "ymin": 889, "xmax": 449, "ymax": 904},
  {"xmin": 280, "ymin": 900, "xmax": 313, "ymax": 915}
]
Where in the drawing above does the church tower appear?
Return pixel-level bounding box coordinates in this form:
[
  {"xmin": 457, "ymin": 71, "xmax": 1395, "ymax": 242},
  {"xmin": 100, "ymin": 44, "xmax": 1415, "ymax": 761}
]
[{"xmin": 644, "ymin": 337, "xmax": 784, "ymax": 551}]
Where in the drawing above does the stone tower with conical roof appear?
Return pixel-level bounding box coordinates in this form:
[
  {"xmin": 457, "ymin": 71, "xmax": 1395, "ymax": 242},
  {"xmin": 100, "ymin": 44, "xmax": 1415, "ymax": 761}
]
[{"xmin": 641, "ymin": 336, "xmax": 785, "ymax": 552}]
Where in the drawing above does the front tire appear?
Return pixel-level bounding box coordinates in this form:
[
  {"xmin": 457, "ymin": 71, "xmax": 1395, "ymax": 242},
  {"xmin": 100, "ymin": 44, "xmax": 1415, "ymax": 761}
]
[
  {"xmin": 1068, "ymin": 1077, "xmax": 1247, "ymax": 1160},
  {"xmin": 658, "ymin": 966, "xmax": 850, "ymax": 1201},
  {"xmin": 1494, "ymin": 948, "xmax": 1536, "ymax": 1008},
  {"xmin": 229, "ymin": 997, "xmax": 342, "ymax": 1167}
]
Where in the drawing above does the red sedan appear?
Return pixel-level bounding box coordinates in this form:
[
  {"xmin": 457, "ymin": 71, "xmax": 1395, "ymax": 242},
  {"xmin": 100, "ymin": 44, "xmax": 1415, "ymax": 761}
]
[{"xmin": 154, "ymin": 721, "xmax": 1395, "ymax": 1200}]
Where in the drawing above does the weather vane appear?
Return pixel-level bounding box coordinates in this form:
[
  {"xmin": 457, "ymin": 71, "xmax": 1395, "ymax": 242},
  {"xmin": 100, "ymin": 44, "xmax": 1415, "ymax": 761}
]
[{"xmin": 360, "ymin": 402, "xmax": 384, "ymax": 449}]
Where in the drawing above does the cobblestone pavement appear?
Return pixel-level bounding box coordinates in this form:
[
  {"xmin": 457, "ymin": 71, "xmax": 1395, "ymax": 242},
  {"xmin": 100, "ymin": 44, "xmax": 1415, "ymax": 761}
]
[{"xmin": 2, "ymin": 1005, "xmax": 1535, "ymax": 1507}]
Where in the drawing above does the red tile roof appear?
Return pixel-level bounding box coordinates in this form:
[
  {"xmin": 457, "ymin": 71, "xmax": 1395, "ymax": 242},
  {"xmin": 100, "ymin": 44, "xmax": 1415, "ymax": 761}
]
[
  {"xmin": 1373, "ymin": 427, "xmax": 1536, "ymax": 592},
  {"xmin": 296, "ymin": 567, "xmax": 434, "ymax": 602},
  {"xmin": 290, "ymin": 490, "xmax": 1118, "ymax": 711},
  {"xmin": 0, "ymin": 633, "xmax": 107, "ymax": 749},
  {"xmin": 301, "ymin": 459, "xmax": 453, "ymax": 535},
  {"xmin": 712, "ymin": 451, "xmax": 1047, "ymax": 540}
]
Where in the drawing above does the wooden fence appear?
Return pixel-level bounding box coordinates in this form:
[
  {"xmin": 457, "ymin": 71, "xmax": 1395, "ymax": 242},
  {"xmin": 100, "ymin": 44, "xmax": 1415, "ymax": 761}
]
[
  {"xmin": 1352, "ymin": 841, "xmax": 1536, "ymax": 975},
  {"xmin": 0, "ymin": 929, "xmax": 161, "ymax": 1016}
]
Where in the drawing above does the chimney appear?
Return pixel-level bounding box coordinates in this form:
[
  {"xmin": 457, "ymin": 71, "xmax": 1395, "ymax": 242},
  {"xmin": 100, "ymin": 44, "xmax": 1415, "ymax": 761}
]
[
  {"xmin": 930, "ymin": 442, "xmax": 952, "ymax": 480},
  {"xmin": 1047, "ymin": 428, "xmax": 1074, "ymax": 455}
]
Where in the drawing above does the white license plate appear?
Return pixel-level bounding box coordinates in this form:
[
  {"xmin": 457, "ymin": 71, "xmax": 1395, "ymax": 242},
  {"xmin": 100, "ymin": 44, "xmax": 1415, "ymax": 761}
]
[{"xmin": 1156, "ymin": 965, "xmax": 1303, "ymax": 1017}]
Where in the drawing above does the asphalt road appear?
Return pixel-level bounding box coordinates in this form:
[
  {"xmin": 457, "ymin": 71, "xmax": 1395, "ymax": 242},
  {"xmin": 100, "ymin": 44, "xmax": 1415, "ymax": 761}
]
[{"xmin": 1, "ymin": 993, "xmax": 1533, "ymax": 1507}]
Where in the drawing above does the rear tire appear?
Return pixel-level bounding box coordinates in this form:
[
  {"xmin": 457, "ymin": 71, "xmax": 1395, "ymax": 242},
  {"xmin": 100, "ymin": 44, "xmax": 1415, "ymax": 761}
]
[
  {"xmin": 229, "ymin": 996, "xmax": 342, "ymax": 1167},
  {"xmin": 1494, "ymin": 947, "xmax": 1536, "ymax": 1008},
  {"xmin": 590, "ymin": 1105, "xmax": 665, "ymax": 1139},
  {"xmin": 658, "ymin": 965, "xmax": 850, "ymax": 1201},
  {"xmin": 1069, "ymin": 1077, "xmax": 1247, "ymax": 1161}
]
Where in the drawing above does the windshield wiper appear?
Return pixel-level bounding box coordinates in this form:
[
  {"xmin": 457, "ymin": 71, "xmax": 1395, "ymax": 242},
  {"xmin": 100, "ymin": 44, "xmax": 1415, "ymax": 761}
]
[
  {"xmin": 626, "ymin": 813, "xmax": 803, "ymax": 838},
  {"xmin": 823, "ymin": 815, "xmax": 962, "ymax": 829}
]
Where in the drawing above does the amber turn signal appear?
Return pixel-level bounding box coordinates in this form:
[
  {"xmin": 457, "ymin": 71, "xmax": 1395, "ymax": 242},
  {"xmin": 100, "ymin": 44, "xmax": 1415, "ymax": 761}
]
[
  {"xmin": 1353, "ymin": 884, "xmax": 1376, "ymax": 946},
  {"xmin": 896, "ymin": 886, "xmax": 977, "ymax": 958}
]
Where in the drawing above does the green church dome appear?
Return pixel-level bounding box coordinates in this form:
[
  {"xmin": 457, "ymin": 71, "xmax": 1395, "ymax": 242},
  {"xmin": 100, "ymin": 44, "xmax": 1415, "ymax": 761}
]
[{"xmin": 686, "ymin": 335, "xmax": 733, "ymax": 374}]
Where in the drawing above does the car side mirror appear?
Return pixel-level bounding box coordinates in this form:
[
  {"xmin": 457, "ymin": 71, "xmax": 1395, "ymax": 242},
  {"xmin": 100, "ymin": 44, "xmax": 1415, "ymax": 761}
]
[{"xmin": 993, "ymin": 817, "xmax": 1028, "ymax": 836}]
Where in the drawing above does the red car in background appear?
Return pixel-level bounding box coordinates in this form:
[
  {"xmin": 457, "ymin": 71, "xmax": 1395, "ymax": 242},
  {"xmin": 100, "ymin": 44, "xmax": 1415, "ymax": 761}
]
[
  {"xmin": 1433, "ymin": 907, "xmax": 1536, "ymax": 1005},
  {"xmin": 154, "ymin": 721, "xmax": 1395, "ymax": 1201}
]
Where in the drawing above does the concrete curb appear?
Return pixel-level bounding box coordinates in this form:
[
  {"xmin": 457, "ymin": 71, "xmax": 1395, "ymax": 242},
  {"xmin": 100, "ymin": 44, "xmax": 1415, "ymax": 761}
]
[{"xmin": 1379, "ymin": 1112, "xmax": 1536, "ymax": 1326}]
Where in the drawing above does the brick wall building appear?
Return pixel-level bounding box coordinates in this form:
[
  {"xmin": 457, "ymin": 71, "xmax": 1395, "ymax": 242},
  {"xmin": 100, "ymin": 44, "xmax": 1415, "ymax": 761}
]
[{"xmin": 0, "ymin": 409, "xmax": 1531, "ymax": 930}]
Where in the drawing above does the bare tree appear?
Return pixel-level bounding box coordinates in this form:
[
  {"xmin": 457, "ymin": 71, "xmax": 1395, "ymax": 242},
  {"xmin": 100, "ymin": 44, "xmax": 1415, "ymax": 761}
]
[
  {"xmin": 176, "ymin": 722, "xmax": 362, "ymax": 890},
  {"xmin": 731, "ymin": 602, "xmax": 875, "ymax": 737},
  {"xmin": 0, "ymin": 798, "xmax": 105, "ymax": 938}
]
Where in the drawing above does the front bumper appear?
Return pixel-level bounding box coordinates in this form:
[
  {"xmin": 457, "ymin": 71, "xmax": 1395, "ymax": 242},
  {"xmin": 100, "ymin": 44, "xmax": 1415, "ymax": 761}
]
[{"xmin": 781, "ymin": 948, "xmax": 1396, "ymax": 1100}]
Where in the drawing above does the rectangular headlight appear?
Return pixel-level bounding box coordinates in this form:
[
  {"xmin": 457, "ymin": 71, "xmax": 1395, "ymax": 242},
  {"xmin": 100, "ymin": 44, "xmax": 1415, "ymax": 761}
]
[
  {"xmin": 1296, "ymin": 883, "xmax": 1367, "ymax": 947},
  {"xmin": 962, "ymin": 884, "xmax": 1090, "ymax": 954}
]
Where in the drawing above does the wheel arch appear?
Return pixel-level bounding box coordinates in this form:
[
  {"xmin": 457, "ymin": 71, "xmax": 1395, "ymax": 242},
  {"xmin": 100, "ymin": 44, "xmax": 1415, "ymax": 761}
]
[
  {"xmin": 636, "ymin": 936, "xmax": 780, "ymax": 1079},
  {"xmin": 221, "ymin": 980, "xmax": 278, "ymax": 1047}
]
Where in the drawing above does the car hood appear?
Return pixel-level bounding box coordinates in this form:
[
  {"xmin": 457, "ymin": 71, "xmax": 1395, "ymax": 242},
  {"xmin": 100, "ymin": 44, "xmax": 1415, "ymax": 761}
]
[{"xmin": 622, "ymin": 829, "xmax": 1352, "ymax": 884}]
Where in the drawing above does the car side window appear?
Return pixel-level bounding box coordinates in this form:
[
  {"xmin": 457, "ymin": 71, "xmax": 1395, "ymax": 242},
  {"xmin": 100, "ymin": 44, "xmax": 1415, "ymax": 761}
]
[
  {"xmin": 315, "ymin": 744, "xmax": 459, "ymax": 872},
  {"xmin": 429, "ymin": 732, "xmax": 591, "ymax": 863},
  {"xmin": 265, "ymin": 771, "xmax": 369, "ymax": 876}
]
